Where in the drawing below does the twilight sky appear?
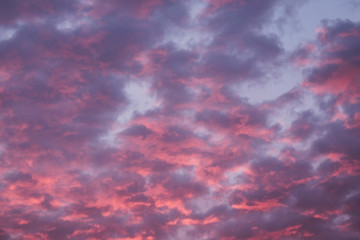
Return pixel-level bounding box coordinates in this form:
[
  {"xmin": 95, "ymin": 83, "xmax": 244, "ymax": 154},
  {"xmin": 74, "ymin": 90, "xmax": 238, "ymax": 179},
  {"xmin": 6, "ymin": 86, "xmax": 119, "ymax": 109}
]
[{"xmin": 0, "ymin": 0, "xmax": 360, "ymax": 239}]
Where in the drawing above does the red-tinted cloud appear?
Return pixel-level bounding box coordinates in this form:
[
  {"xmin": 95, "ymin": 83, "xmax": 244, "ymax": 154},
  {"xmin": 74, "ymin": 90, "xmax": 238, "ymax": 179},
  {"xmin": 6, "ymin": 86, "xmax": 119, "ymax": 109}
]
[{"xmin": 0, "ymin": 1, "xmax": 359, "ymax": 239}]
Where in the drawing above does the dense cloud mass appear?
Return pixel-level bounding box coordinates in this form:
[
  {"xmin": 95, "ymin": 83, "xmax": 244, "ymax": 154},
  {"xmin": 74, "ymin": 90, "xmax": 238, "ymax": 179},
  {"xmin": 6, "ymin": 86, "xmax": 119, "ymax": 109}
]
[{"xmin": 0, "ymin": 0, "xmax": 359, "ymax": 239}]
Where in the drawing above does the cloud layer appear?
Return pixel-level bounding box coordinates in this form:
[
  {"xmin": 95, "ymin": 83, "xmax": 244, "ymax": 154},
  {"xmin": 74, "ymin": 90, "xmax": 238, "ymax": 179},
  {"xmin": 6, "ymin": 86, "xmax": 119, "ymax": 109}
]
[{"xmin": 0, "ymin": 0, "xmax": 359, "ymax": 239}]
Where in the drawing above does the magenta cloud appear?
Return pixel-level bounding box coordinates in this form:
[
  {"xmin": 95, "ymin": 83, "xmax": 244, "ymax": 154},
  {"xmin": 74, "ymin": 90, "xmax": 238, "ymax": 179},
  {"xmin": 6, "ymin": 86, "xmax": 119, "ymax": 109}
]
[{"xmin": 0, "ymin": 0, "xmax": 359, "ymax": 239}]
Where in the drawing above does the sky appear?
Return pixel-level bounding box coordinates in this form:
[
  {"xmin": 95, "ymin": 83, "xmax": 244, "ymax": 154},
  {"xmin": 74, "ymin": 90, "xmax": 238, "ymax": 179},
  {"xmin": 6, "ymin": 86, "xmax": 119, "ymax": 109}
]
[{"xmin": 0, "ymin": 0, "xmax": 360, "ymax": 239}]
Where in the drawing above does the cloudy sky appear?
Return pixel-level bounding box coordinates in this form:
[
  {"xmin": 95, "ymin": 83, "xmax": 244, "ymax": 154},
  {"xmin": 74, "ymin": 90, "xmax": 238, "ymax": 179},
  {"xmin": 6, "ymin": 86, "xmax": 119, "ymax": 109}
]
[{"xmin": 0, "ymin": 0, "xmax": 360, "ymax": 239}]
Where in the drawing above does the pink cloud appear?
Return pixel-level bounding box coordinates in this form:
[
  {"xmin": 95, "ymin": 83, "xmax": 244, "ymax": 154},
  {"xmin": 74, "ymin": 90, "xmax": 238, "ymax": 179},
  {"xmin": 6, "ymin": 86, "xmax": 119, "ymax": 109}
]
[{"xmin": 0, "ymin": 1, "xmax": 359, "ymax": 239}]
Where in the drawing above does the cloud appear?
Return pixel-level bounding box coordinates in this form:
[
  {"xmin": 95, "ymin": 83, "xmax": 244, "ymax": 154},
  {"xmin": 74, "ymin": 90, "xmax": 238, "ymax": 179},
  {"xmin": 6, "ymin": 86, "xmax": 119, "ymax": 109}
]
[{"xmin": 0, "ymin": 0, "xmax": 359, "ymax": 239}]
